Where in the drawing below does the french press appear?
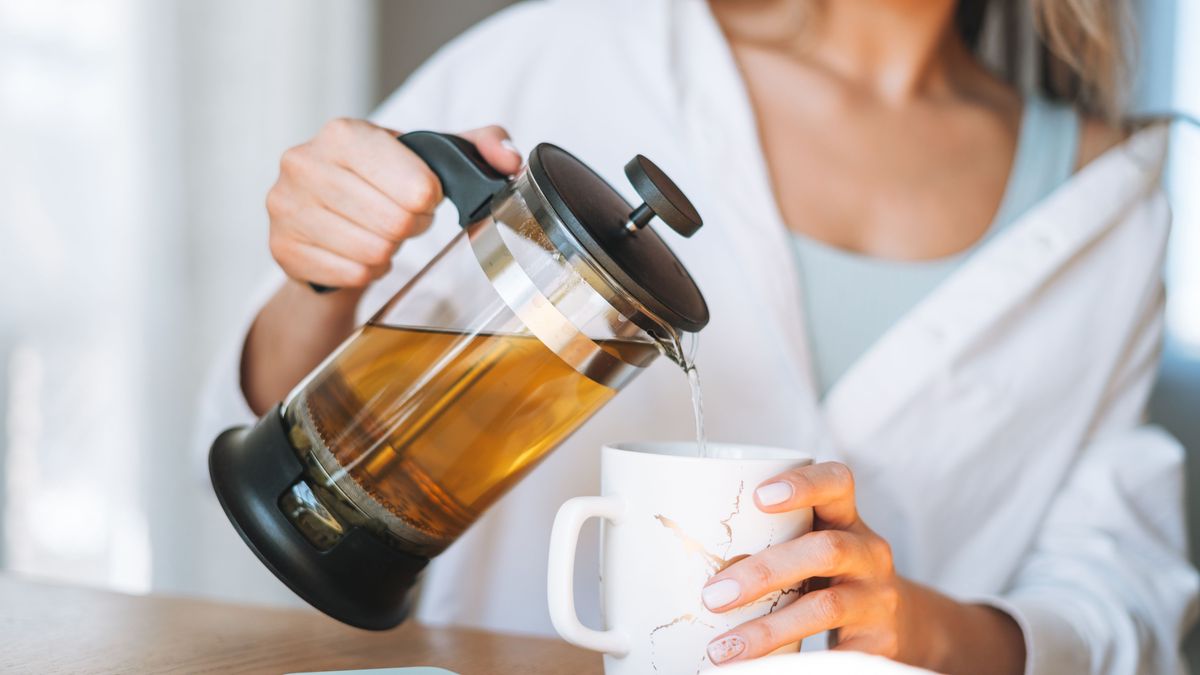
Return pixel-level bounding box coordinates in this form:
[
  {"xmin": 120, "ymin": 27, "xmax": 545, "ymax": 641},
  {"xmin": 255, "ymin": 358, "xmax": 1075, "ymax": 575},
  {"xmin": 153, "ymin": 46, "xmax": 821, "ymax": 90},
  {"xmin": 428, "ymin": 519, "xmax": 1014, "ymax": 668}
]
[{"xmin": 209, "ymin": 131, "xmax": 708, "ymax": 630}]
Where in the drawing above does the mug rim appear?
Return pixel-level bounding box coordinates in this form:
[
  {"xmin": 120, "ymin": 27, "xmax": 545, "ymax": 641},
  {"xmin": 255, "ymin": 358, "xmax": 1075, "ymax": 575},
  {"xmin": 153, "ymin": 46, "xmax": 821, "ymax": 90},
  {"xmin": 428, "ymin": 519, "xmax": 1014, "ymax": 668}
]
[{"xmin": 604, "ymin": 441, "xmax": 813, "ymax": 464}]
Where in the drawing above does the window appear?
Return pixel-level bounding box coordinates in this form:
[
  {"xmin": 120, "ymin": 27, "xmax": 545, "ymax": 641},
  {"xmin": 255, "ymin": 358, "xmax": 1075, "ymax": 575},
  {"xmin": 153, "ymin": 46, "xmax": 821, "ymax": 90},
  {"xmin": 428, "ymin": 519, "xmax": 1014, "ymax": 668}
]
[
  {"xmin": 1, "ymin": 0, "xmax": 152, "ymax": 592},
  {"xmin": 1166, "ymin": 1, "xmax": 1200, "ymax": 352},
  {"xmin": 0, "ymin": 0, "xmax": 375, "ymax": 601}
]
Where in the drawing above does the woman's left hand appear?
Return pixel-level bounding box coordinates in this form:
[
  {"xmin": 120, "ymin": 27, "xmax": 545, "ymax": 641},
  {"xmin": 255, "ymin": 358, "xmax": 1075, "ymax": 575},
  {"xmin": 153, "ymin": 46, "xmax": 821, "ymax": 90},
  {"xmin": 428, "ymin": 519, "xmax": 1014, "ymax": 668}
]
[{"xmin": 700, "ymin": 461, "xmax": 914, "ymax": 665}]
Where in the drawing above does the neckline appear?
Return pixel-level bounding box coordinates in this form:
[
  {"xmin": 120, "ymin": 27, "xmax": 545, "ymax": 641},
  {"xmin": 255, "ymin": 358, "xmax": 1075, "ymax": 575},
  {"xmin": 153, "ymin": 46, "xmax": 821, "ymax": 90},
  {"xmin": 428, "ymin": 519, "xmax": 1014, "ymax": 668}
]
[
  {"xmin": 673, "ymin": 0, "xmax": 1167, "ymax": 447},
  {"xmin": 789, "ymin": 95, "xmax": 1041, "ymax": 268}
]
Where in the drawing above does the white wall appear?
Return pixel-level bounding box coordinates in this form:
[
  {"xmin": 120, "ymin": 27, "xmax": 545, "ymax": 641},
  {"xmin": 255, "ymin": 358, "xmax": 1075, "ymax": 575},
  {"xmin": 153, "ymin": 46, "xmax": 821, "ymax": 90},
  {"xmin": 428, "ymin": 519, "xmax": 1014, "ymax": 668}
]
[{"xmin": 1, "ymin": 0, "xmax": 167, "ymax": 593}]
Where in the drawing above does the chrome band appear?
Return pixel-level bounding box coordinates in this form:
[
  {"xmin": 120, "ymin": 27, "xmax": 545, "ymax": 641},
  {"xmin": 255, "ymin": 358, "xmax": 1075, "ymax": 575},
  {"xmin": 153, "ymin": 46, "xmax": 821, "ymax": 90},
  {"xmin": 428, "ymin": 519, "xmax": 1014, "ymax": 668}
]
[
  {"xmin": 467, "ymin": 216, "xmax": 648, "ymax": 390},
  {"xmin": 514, "ymin": 174, "xmax": 650, "ymax": 330}
]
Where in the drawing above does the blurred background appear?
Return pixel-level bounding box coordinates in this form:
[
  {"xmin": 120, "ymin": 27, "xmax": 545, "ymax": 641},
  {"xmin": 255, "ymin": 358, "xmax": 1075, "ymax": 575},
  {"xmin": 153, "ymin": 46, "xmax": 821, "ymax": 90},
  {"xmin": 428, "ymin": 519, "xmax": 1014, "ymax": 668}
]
[
  {"xmin": 0, "ymin": 0, "xmax": 1198, "ymax": 643},
  {"xmin": 0, "ymin": 0, "xmax": 516, "ymax": 605}
]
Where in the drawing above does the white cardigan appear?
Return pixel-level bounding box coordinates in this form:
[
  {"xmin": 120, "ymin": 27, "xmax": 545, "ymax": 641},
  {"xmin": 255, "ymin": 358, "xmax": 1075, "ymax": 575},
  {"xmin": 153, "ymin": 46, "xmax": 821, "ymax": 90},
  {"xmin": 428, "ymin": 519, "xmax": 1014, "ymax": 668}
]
[{"xmin": 196, "ymin": 1, "xmax": 1199, "ymax": 672}]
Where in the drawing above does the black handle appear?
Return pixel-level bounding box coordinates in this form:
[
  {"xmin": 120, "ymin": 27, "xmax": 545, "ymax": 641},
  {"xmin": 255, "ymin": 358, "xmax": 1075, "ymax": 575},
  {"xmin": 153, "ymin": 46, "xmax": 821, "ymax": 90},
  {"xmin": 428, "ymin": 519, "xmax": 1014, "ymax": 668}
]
[
  {"xmin": 308, "ymin": 131, "xmax": 511, "ymax": 294},
  {"xmin": 399, "ymin": 130, "xmax": 510, "ymax": 225}
]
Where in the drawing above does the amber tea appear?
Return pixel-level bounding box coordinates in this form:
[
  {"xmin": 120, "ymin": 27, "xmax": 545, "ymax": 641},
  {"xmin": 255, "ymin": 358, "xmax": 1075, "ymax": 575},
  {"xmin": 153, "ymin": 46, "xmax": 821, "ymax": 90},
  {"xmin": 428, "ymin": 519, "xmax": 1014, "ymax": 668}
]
[{"xmin": 284, "ymin": 323, "xmax": 659, "ymax": 556}]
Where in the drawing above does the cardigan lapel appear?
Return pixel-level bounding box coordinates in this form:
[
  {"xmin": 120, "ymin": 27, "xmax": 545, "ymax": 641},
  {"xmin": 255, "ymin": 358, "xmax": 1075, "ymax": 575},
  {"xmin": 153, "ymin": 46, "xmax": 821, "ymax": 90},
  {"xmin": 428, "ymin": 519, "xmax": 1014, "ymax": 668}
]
[{"xmin": 822, "ymin": 126, "xmax": 1169, "ymax": 449}]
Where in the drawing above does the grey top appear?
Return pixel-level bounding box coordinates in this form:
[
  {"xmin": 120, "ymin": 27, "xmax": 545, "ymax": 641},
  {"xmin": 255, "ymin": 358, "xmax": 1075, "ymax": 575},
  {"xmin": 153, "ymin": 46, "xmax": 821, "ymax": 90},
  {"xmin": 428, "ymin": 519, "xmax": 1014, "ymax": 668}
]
[{"xmin": 793, "ymin": 96, "xmax": 1081, "ymax": 398}]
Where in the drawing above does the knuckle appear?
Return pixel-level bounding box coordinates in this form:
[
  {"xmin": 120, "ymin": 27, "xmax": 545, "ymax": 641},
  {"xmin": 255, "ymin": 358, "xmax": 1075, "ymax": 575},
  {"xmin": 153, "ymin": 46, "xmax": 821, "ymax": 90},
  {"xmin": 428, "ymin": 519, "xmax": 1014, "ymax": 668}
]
[
  {"xmin": 371, "ymin": 259, "xmax": 394, "ymax": 278},
  {"xmin": 381, "ymin": 208, "xmax": 413, "ymax": 240},
  {"xmin": 751, "ymin": 619, "xmax": 778, "ymax": 650},
  {"xmin": 267, "ymin": 232, "xmax": 290, "ymax": 265},
  {"xmin": 826, "ymin": 462, "xmax": 855, "ymax": 490},
  {"xmin": 267, "ymin": 229, "xmax": 285, "ymax": 254},
  {"xmin": 868, "ymin": 537, "xmax": 894, "ymax": 569},
  {"xmin": 877, "ymin": 584, "xmax": 901, "ymax": 615},
  {"xmin": 407, "ymin": 174, "xmax": 441, "ymax": 209},
  {"xmin": 322, "ymin": 116, "xmax": 358, "ymax": 140},
  {"xmin": 813, "ymin": 530, "xmax": 851, "ymax": 568},
  {"xmin": 811, "ymin": 588, "xmax": 846, "ymax": 625},
  {"xmin": 788, "ymin": 468, "xmax": 817, "ymax": 497},
  {"xmin": 744, "ymin": 560, "xmax": 776, "ymax": 590},
  {"xmin": 265, "ymin": 188, "xmax": 284, "ymax": 216},
  {"xmin": 265, "ymin": 187, "xmax": 297, "ymax": 220},
  {"xmin": 363, "ymin": 240, "xmax": 394, "ymax": 266},
  {"xmin": 278, "ymin": 146, "xmax": 308, "ymax": 175},
  {"xmin": 345, "ymin": 264, "xmax": 373, "ymax": 287}
]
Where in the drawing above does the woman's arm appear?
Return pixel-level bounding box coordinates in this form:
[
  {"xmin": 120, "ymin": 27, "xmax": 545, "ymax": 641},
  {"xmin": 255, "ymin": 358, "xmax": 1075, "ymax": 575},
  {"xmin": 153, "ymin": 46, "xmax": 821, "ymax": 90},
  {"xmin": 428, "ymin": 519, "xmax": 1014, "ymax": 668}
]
[
  {"xmin": 990, "ymin": 426, "xmax": 1196, "ymax": 674},
  {"xmin": 241, "ymin": 280, "xmax": 364, "ymax": 414},
  {"xmin": 900, "ymin": 580, "xmax": 1025, "ymax": 674},
  {"xmin": 240, "ymin": 120, "xmax": 521, "ymax": 414}
]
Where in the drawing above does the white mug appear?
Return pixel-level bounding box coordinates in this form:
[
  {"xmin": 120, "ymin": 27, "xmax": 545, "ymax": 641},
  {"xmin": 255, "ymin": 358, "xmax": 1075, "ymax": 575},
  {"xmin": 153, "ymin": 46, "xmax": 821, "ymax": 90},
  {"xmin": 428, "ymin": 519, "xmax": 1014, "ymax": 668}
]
[{"xmin": 548, "ymin": 442, "xmax": 814, "ymax": 674}]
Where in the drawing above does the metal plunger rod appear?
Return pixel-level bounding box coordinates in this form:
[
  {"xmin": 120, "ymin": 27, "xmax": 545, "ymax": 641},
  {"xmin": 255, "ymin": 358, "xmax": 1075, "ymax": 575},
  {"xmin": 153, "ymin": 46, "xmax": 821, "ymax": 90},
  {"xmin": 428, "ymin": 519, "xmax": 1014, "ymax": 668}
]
[{"xmin": 626, "ymin": 202, "xmax": 655, "ymax": 232}]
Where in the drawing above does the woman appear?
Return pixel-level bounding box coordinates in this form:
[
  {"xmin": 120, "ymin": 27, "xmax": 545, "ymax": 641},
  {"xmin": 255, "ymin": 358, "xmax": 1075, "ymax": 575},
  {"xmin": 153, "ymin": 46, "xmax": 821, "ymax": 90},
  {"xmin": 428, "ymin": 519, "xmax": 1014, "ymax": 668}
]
[{"xmin": 199, "ymin": 0, "xmax": 1198, "ymax": 672}]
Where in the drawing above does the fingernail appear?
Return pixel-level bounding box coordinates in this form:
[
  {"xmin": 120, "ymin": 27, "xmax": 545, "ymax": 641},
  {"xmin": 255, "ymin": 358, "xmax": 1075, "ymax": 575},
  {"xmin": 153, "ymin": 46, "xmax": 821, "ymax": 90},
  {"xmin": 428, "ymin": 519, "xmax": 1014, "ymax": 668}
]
[
  {"xmin": 501, "ymin": 138, "xmax": 521, "ymax": 156},
  {"xmin": 702, "ymin": 578, "xmax": 741, "ymax": 610},
  {"xmin": 756, "ymin": 482, "xmax": 793, "ymax": 507},
  {"xmin": 707, "ymin": 634, "xmax": 746, "ymax": 664}
]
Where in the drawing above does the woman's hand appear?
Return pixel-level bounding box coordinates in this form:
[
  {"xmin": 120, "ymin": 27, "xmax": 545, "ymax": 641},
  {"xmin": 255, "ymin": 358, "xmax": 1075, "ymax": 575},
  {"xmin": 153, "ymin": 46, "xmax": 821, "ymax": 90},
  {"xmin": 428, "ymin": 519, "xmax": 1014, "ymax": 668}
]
[
  {"xmin": 242, "ymin": 120, "xmax": 521, "ymax": 413},
  {"xmin": 701, "ymin": 462, "xmax": 907, "ymax": 662},
  {"xmin": 700, "ymin": 462, "xmax": 1026, "ymax": 674},
  {"xmin": 265, "ymin": 119, "xmax": 522, "ymax": 288}
]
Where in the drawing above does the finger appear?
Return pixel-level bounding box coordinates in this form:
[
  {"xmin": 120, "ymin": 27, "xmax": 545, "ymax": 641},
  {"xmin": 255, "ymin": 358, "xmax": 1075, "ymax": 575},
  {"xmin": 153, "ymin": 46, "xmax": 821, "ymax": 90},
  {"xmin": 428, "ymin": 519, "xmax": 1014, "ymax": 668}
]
[
  {"xmin": 701, "ymin": 530, "xmax": 870, "ymax": 611},
  {"xmin": 317, "ymin": 163, "xmax": 434, "ymax": 241},
  {"xmin": 275, "ymin": 239, "xmax": 390, "ymax": 289},
  {"xmin": 754, "ymin": 461, "xmax": 859, "ymax": 529},
  {"xmin": 291, "ymin": 207, "xmax": 398, "ymax": 269},
  {"xmin": 315, "ymin": 118, "xmax": 444, "ymax": 215},
  {"xmin": 705, "ymin": 582, "xmax": 876, "ymax": 665},
  {"xmin": 459, "ymin": 125, "xmax": 523, "ymax": 175}
]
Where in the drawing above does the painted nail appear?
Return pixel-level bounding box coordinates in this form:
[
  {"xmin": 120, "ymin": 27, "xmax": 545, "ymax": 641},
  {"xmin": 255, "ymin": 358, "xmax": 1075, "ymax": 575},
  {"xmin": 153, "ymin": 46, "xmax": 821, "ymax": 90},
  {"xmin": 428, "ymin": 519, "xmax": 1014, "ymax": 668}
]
[
  {"xmin": 501, "ymin": 138, "xmax": 521, "ymax": 156},
  {"xmin": 707, "ymin": 634, "xmax": 746, "ymax": 664},
  {"xmin": 756, "ymin": 481, "xmax": 793, "ymax": 507},
  {"xmin": 702, "ymin": 578, "xmax": 741, "ymax": 610}
]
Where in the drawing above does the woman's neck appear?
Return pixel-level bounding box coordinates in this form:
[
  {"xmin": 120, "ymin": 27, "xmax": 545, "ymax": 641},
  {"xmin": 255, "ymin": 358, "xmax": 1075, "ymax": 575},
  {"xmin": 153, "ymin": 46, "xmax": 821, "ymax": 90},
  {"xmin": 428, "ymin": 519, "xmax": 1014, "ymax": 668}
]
[{"xmin": 709, "ymin": 0, "xmax": 974, "ymax": 103}]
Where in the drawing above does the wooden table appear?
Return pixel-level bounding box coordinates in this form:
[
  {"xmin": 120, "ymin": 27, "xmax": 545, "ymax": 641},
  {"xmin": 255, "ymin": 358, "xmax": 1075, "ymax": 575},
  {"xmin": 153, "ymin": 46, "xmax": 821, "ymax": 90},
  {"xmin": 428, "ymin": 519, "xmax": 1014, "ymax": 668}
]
[{"xmin": 0, "ymin": 575, "xmax": 601, "ymax": 674}]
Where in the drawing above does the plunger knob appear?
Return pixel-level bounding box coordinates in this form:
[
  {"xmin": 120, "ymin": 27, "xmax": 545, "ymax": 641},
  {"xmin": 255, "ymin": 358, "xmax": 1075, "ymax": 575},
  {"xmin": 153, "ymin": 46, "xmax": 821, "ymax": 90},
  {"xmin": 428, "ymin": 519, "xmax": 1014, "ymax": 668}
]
[{"xmin": 623, "ymin": 155, "xmax": 703, "ymax": 237}]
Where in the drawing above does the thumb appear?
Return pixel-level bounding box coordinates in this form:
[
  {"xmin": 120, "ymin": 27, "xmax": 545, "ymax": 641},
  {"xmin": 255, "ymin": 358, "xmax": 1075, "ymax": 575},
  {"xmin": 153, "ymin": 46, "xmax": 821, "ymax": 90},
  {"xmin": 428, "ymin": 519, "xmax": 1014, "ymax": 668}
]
[{"xmin": 458, "ymin": 125, "xmax": 523, "ymax": 176}]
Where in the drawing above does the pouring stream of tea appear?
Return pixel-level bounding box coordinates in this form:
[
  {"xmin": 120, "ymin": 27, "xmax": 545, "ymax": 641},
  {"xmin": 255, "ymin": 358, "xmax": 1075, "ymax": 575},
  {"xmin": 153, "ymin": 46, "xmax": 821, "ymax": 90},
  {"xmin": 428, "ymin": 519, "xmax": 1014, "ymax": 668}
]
[{"xmin": 661, "ymin": 328, "xmax": 708, "ymax": 458}]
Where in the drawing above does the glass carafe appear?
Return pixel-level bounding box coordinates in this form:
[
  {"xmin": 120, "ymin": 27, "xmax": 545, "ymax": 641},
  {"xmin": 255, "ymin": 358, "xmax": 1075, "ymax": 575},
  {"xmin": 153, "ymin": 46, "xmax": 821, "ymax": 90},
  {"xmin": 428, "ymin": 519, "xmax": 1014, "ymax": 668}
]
[{"xmin": 209, "ymin": 131, "xmax": 708, "ymax": 630}]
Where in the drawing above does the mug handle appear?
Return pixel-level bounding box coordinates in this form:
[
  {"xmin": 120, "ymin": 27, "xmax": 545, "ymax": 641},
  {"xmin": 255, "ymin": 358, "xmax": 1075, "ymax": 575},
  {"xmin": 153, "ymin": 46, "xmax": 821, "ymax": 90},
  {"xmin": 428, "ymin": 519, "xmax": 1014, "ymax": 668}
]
[{"xmin": 547, "ymin": 496, "xmax": 630, "ymax": 656}]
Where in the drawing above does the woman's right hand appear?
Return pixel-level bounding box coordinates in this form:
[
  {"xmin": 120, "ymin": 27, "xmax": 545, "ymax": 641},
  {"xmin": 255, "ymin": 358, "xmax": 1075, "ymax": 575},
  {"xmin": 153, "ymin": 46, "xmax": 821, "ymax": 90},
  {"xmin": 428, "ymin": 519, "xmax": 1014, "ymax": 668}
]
[
  {"xmin": 265, "ymin": 119, "xmax": 522, "ymax": 289},
  {"xmin": 241, "ymin": 120, "xmax": 521, "ymax": 414}
]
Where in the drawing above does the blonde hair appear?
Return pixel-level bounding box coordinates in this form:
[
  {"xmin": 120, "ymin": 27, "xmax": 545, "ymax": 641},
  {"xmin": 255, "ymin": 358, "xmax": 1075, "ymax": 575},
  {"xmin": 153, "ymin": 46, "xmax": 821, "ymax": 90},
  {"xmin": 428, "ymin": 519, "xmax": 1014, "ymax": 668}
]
[{"xmin": 956, "ymin": 0, "xmax": 1133, "ymax": 122}]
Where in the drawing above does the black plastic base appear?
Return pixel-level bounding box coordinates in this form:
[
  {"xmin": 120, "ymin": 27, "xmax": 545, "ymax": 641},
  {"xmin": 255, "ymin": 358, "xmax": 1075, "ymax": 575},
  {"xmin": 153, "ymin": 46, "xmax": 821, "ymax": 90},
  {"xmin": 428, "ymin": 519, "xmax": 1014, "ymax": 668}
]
[{"xmin": 209, "ymin": 405, "xmax": 428, "ymax": 630}]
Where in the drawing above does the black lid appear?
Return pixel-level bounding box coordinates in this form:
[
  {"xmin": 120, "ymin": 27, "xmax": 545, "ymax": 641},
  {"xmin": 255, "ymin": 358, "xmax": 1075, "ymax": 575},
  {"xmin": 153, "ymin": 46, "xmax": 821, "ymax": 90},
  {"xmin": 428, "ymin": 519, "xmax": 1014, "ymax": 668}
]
[{"xmin": 528, "ymin": 144, "xmax": 709, "ymax": 333}]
